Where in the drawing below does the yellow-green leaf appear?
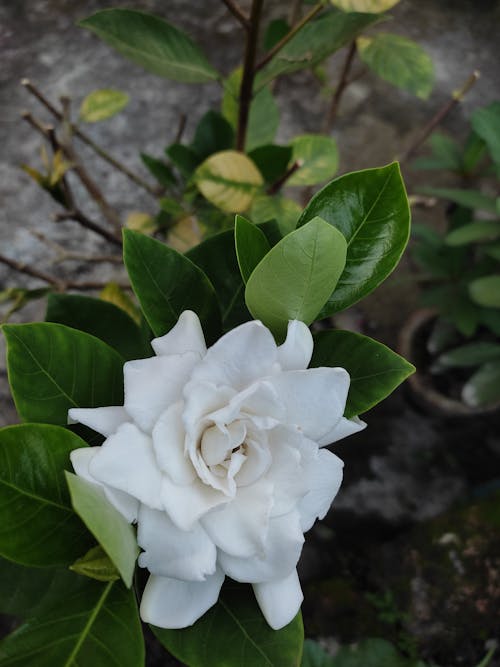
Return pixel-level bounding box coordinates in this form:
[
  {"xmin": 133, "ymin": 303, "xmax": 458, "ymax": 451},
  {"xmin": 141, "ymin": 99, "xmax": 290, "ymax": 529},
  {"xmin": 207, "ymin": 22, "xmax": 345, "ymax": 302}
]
[
  {"xmin": 330, "ymin": 0, "xmax": 400, "ymax": 12},
  {"xmin": 288, "ymin": 134, "xmax": 339, "ymax": 186},
  {"xmin": 79, "ymin": 89, "xmax": 129, "ymax": 123},
  {"xmin": 70, "ymin": 545, "xmax": 120, "ymax": 583},
  {"xmin": 100, "ymin": 282, "xmax": 141, "ymax": 325},
  {"xmin": 125, "ymin": 211, "xmax": 158, "ymax": 235}
]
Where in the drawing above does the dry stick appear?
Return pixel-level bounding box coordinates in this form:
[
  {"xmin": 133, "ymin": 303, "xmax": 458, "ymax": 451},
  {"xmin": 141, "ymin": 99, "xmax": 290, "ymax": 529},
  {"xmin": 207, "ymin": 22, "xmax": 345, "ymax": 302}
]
[
  {"xmin": 288, "ymin": 0, "xmax": 303, "ymax": 27},
  {"xmin": 398, "ymin": 70, "xmax": 480, "ymax": 164},
  {"xmin": 174, "ymin": 113, "xmax": 187, "ymax": 143},
  {"xmin": 323, "ymin": 41, "xmax": 357, "ymax": 134},
  {"xmin": 20, "ymin": 78, "xmax": 158, "ymax": 196},
  {"xmin": 255, "ymin": 2, "xmax": 323, "ymax": 72},
  {"xmin": 266, "ymin": 160, "xmax": 302, "ymax": 195},
  {"xmin": 236, "ymin": 0, "xmax": 264, "ymax": 151},
  {"xmin": 221, "ymin": 0, "xmax": 250, "ymax": 28},
  {"xmin": 30, "ymin": 230, "xmax": 122, "ymax": 264}
]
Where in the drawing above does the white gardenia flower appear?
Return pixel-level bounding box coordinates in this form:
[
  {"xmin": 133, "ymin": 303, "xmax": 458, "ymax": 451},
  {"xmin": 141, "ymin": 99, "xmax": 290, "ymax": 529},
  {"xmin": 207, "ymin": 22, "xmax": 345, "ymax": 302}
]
[{"xmin": 69, "ymin": 311, "xmax": 366, "ymax": 630}]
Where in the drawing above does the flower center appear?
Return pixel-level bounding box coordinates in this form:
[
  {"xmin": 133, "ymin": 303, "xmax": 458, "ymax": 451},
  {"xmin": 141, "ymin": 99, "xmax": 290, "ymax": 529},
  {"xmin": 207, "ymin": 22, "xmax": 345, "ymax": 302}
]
[{"xmin": 199, "ymin": 420, "xmax": 247, "ymax": 479}]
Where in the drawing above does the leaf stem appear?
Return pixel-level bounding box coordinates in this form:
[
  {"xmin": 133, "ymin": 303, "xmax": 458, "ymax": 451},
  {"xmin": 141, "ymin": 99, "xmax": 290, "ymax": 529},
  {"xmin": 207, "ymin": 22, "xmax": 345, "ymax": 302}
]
[
  {"xmin": 221, "ymin": 0, "xmax": 250, "ymax": 29},
  {"xmin": 266, "ymin": 160, "xmax": 302, "ymax": 195},
  {"xmin": 323, "ymin": 40, "xmax": 357, "ymax": 133}
]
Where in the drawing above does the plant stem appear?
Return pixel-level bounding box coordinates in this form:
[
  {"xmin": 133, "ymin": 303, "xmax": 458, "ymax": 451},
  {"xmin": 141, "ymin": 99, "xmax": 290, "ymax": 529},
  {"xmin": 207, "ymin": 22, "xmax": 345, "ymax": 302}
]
[
  {"xmin": 236, "ymin": 0, "xmax": 264, "ymax": 151},
  {"xmin": 30, "ymin": 231, "xmax": 122, "ymax": 263},
  {"xmin": 398, "ymin": 70, "xmax": 480, "ymax": 164},
  {"xmin": 323, "ymin": 41, "xmax": 357, "ymax": 133},
  {"xmin": 221, "ymin": 0, "xmax": 250, "ymax": 29},
  {"xmin": 53, "ymin": 211, "xmax": 122, "ymax": 247},
  {"xmin": 21, "ymin": 78, "xmax": 158, "ymax": 196},
  {"xmin": 288, "ymin": 0, "xmax": 303, "ymax": 26},
  {"xmin": 266, "ymin": 160, "xmax": 301, "ymax": 195},
  {"xmin": 255, "ymin": 2, "xmax": 323, "ymax": 72}
]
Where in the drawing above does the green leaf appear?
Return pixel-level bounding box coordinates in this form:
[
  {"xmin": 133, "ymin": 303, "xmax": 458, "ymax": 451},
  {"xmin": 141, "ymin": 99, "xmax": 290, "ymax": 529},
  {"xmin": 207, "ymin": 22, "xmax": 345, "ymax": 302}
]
[
  {"xmin": 153, "ymin": 581, "xmax": 304, "ymax": 667},
  {"xmin": 311, "ymin": 330, "xmax": 414, "ymax": 417},
  {"xmin": 250, "ymin": 195, "xmax": 302, "ymax": 235},
  {"xmin": 288, "ymin": 134, "xmax": 339, "ymax": 186},
  {"xmin": 468, "ymin": 275, "xmax": 500, "ymax": 308},
  {"xmin": 445, "ymin": 221, "xmax": 500, "ymax": 246},
  {"xmin": 357, "ymin": 33, "xmax": 434, "ymax": 98},
  {"xmin": 434, "ymin": 342, "xmax": 500, "ymax": 370},
  {"xmin": 297, "ymin": 162, "xmax": 410, "ymax": 315},
  {"xmin": 80, "ymin": 9, "xmax": 219, "ymax": 83},
  {"xmin": 79, "ymin": 89, "xmax": 129, "ymax": 123},
  {"xmin": 471, "ymin": 101, "xmax": 500, "ymax": 168},
  {"xmin": 70, "ymin": 545, "xmax": 120, "ymax": 583},
  {"xmin": 0, "ymin": 579, "xmax": 144, "ymax": 667},
  {"xmin": 332, "ymin": 638, "xmax": 417, "ymax": 667},
  {"xmin": 66, "ymin": 473, "xmax": 138, "ymax": 588},
  {"xmin": 485, "ymin": 242, "xmax": 500, "ymax": 261},
  {"xmin": 412, "ymin": 132, "xmax": 462, "ymax": 171},
  {"xmin": 3, "ymin": 323, "xmax": 124, "ymax": 425},
  {"xmin": 462, "ymin": 360, "xmax": 500, "ymax": 407},
  {"xmin": 257, "ymin": 9, "xmax": 380, "ymax": 88},
  {"xmin": 330, "ymin": 0, "xmax": 400, "ymax": 12},
  {"xmin": 46, "ymin": 293, "xmax": 150, "ymax": 361},
  {"xmin": 123, "ymin": 229, "xmax": 221, "ymax": 343},
  {"xmin": 301, "ymin": 639, "xmax": 335, "ymax": 666},
  {"xmin": 166, "ymin": 142, "xmax": 201, "ymax": 177},
  {"xmin": 248, "ymin": 145, "xmax": 293, "ymax": 185},
  {"xmin": 194, "ymin": 150, "xmax": 263, "ymax": 213},
  {"xmin": 418, "ymin": 186, "xmax": 498, "ymax": 213},
  {"xmin": 0, "ymin": 424, "xmax": 91, "ymax": 567},
  {"xmin": 191, "ymin": 110, "xmax": 234, "ymax": 160},
  {"xmin": 140, "ymin": 153, "xmax": 176, "ymax": 187},
  {"xmin": 235, "ymin": 214, "xmax": 271, "ymax": 283},
  {"xmin": 246, "ymin": 217, "xmax": 347, "ymax": 340},
  {"xmin": 263, "ymin": 18, "xmax": 290, "ymax": 50},
  {"xmin": 461, "ymin": 131, "xmax": 487, "ymax": 174}
]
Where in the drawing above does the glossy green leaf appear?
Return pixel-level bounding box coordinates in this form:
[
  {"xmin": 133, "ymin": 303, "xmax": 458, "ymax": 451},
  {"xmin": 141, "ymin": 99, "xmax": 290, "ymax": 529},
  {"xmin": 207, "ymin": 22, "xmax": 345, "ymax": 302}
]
[
  {"xmin": 66, "ymin": 473, "xmax": 138, "ymax": 588},
  {"xmin": 357, "ymin": 33, "xmax": 434, "ymax": 99},
  {"xmin": 0, "ymin": 579, "xmax": 144, "ymax": 667},
  {"xmin": 123, "ymin": 228, "xmax": 221, "ymax": 343},
  {"xmin": 235, "ymin": 214, "xmax": 271, "ymax": 283},
  {"xmin": 462, "ymin": 360, "xmax": 500, "ymax": 407},
  {"xmin": 153, "ymin": 581, "xmax": 303, "ymax": 667},
  {"xmin": 297, "ymin": 162, "xmax": 410, "ymax": 315},
  {"xmin": 46, "ymin": 293, "xmax": 150, "ymax": 361},
  {"xmin": 248, "ymin": 145, "xmax": 293, "ymax": 185},
  {"xmin": 250, "ymin": 195, "xmax": 302, "ymax": 235},
  {"xmin": 288, "ymin": 134, "xmax": 339, "ymax": 186},
  {"xmin": 191, "ymin": 110, "xmax": 234, "ymax": 160},
  {"xmin": 311, "ymin": 330, "xmax": 414, "ymax": 417},
  {"xmin": 70, "ymin": 545, "xmax": 120, "ymax": 583},
  {"xmin": 434, "ymin": 342, "xmax": 500, "ymax": 370},
  {"xmin": 468, "ymin": 275, "xmax": 500, "ymax": 308},
  {"xmin": 418, "ymin": 187, "xmax": 498, "ymax": 213},
  {"xmin": 0, "ymin": 424, "xmax": 91, "ymax": 567},
  {"xmin": 263, "ymin": 18, "xmax": 290, "ymax": 50},
  {"xmin": 80, "ymin": 9, "xmax": 218, "ymax": 83},
  {"xmin": 140, "ymin": 153, "xmax": 176, "ymax": 187},
  {"xmin": 445, "ymin": 221, "xmax": 500, "ymax": 246},
  {"xmin": 246, "ymin": 217, "xmax": 347, "ymax": 340},
  {"xmin": 471, "ymin": 101, "xmax": 500, "ymax": 168},
  {"xmin": 257, "ymin": 10, "xmax": 380, "ymax": 88},
  {"xmin": 3, "ymin": 323, "xmax": 124, "ymax": 425},
  {"xmin": 166, "ymin": 142, "xmax": 201, "ymax": 177},
  {"xmin": 79, "ymin": 89, "xmax": 129, "ymax": 123}
]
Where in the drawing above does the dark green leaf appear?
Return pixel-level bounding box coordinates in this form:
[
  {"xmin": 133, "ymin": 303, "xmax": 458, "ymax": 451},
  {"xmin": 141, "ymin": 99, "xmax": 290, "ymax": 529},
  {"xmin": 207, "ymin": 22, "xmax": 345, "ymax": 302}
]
[
  {"xmin": 445, "ymin": 221, "xmax": 500, "ymax": 246},
  {"xmin": 412, "ymin": 132, "xmax": 462, "ymax": 171},
  {"xmin": 66, "ymin": 473, "xmax": 139, "ymax": 588},
  {"xmin": 468, "ymin": 275, "xmax": 500, "ymax": 308},
  {"xmin": 418, "ymin": 187, "xmax": 498, "ymax": 213},
  {"xmin": 46, "ymin": 293, "xmax": 150, "ymax": 361},
  {"xmin": 434, "ymin": 342, "xmax": 500, "ymax": 370},
  {"xmin": 191, "ymin": 110, "xmax": 234, "ymax": 160},
  {"xmin": 248, "ymin": 145, "xmax": 293, "ymax": 185},
  {"xmin": 288, "ymin": 134, "xmax": 339, "ymax": 186},
  {"xmin": 246, "ymin": 217, "xmax": 347, "ymax": 340},
  {"xmin": 311, "ymin": 330, "xmax": 414, "ymax": 417},
  {"xmin": 123, "ymin": 228, "xmax": 221, "ymax": 343},
  {"xmin": 141, "ymin": 153, "xmax": 176, "ymax": 187},
  {"xmin": 301, "ymin": 639, "xmax": 335, "ymax": 666},
  {"xmin": 166, "ymin": 143, "xmax": 201, "ymax": 178},
  {"xmin": 0, "ymin": 424, "xmax": 91, "ymax": 567},
  {"xmin": 235, "ymin": 214, "xmax": 271, "ymax": 283},
  {"xmin": 263, "ymin": 18, "xmax": 289, "ymax": 50},
  {"xmin": 3, "ymin": 323, "xmax": 124, "ymax": 425},
  {"xmin": 471, "ymin": 101, "xmax": 500, "ymax": 168},
  {"xmin": 485, "ymin": 242, "xmax": 500, "ymax": 261},
  {"xmin": 70, "ymin": 545, "xmax": 120, "ymax": 583},
  {"xmin": 250, "ymin": 195, "xmax": 302, "ymax": 235},
  {"xmin": 461, "ymin": 131, "xmax": 487, "ymax": 174},
  {"xmin": 153, "ymin": 581, "xmax": 303, "ymax": 667},
  {"xmin": 80, "ymin": 9, "xmax": 218, "ymax": 83},
  {"xmin": 0, "ymin": 579, "xmax": 144, "ymax": 667},
  {"xmin": 332, "ymin": 637, "xmax": 416, "ymax": 667},
  {"xmin": 462, "ymin": 360, "xmax": 500, "ymax": 407},
  {"xmin": 298, "ymin": 162, "xmax": 410, "ymax": 315}
]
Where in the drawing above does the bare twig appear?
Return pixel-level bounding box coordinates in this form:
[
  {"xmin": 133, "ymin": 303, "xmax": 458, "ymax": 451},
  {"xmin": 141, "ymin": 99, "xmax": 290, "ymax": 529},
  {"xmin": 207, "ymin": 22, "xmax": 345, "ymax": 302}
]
[
  {"xmin": 30, "ymin": 230, "xmax": 122, "ymax": 264},
  {"xmin": 266, "ymin": 160, "xmax": 302, "ymax": 195},
  {"xmin": 323, "ymin": 41, "xmax": 357, "ymax": 133},
  {"xmin": 398, "ymin": 70, "xmax": 480, "ymax": 164},
  {"xmin": 21, "ymin": 78, "xmax": 158, "ymax": 196},
  {"xmin": 288, "ymin": 0, "xmax": 303, "ymax": 26},
  {"xmin": 221, "ymin": 0, "xmax": 250, "ymax": 29},
  {"xmin": 53, "ymin": 211, "xmax": 122, "ymax": 247},
  {"xmin": 174, "ymin": 113, "xmax": 187, "ymax": 143},
  {"xmin": 255, "ymin": 2, "xmax": 323, "ymax": 72}
]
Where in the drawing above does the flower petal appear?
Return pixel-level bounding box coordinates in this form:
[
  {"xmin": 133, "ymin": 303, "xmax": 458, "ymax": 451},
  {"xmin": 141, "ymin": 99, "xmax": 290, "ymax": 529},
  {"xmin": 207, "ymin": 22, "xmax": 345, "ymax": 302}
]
[
  {"xmin": 151, "ymin": 310, "xmax": 207, "ymax": 357},
  {"xmin": 267, "ymin": 368, "xmax": 350, "ymax": 443},
  {"xmin": 277, "ymin": 320, "xmax": 313, "ymax": 371},
  {"xmin": 68, "ymin": 406, "xmax": 129, "ymax": 437},
  {"xmin": 201, "ymin": 478, "xmax": 273, "ymax": 558},
  {"xmin": 152, "ymin": 402, "xmax": 196, "ymax": 484},
  {"xmin": 124, "ymin": 352, "xmax": 200, "ymax": 433},
  {"xmin": 253, "ymin": 569, "xmax": 303, "ymax": 630},
  {"xmin": 218, "ymin": 510, "xmax": 304, "ymax": 583},
  {"xmin": 140, "ymin": 567, "xmax": 225, "ymax": 629},
  {"xmin": 89, "ymin": 423, "xmax": 163, "ymax": 510},
  {"xmin": 298, "ymin": 448, "xmax": 344, "ymax": 532},
  {"xmin": 161, "ymin": 476, "xmax": 229, "ymax": 531},
  {"xmin": 265, "ymin": 427, "xmax": 308, "ymax": 517},
  {"xmin": 190, "ymin": 320, "xmax": 277, "ymax": 390},
  {"xmin": 137, "ymin": 505, "xmax": 216, "ymax": 581},
  {"xmin": 317, "ymin": 415, "xmax": 367, "ymax": 446},
  {"xmin": 70, "ymin": 447, "xmax": 138, "ymax": 522}
]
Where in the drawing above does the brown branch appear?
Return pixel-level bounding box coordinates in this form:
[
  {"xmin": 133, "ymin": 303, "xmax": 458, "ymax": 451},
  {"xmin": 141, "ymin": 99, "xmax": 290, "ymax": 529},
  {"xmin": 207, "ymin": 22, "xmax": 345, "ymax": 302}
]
[
  {"xmin": 266, "ymin": 160, "xmax": 302, "ymax": 195},
  {"xmin": 398, "ymin": 70, "xmax": 480, "ymax": 164},
  {"xmin": 221, "ymin": 0, "xmax": 250, "ymax": 29},
  {"xmin": 21, "ymin": 78, "xmax": 158, "ymax": 196},
  {"xmin": 255, "ymin": 2, "xmax": 323, "ymax": 72},
  {"xmin": 30, "ymin": 231, "xmax": 122, "ymax": 264},
  {"xmin": 174, "ymin": 113, "xmax": 188, "ymax": 143},
  {"xmin": 323, "ymin": 41, "xmax": 357, "ymax": 133},
  {"xmin": 53, "ymin": 211, "xmax": 122, "ymax": 247}
]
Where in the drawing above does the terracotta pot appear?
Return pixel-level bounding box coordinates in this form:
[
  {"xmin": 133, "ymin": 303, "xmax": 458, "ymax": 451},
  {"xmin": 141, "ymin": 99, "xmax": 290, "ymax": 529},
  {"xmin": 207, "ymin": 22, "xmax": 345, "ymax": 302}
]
[{"xmin": 398, "ymin": 309, "xmax": 500, "ymax": 417}]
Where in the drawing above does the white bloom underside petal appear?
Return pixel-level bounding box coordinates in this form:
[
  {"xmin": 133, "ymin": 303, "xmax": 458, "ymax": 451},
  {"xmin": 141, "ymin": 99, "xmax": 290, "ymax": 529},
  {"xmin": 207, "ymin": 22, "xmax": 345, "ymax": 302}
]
[
  {"xmin": 137, "ymin": 505, "xmax": 216, "ymax": 581},
  {"xmin": 152, "ymin": 402, "xmax": 196, "ymax": 484},
  {"xmin": 124, "ymin": 351, "xmax": 200, "ymax": 433},
  {"xmin": 190, "ymin": 320, "xmax": 278, "ymax": 390},
  {"xmin": 267, "ymin": 368, "xmax": 350, "ymax": 443},
  {"xmin": 140, "ymin": 567, "xmax": 225, "ymax": 629},
  {"xmin": 298, "ymin": 448, "xmax": 344, "ymax": 532},
  {"xmin": 201, "ymin": 478, "xmax": 273, "ymax": 558},
  {"xmin": 151, "ymin": 310, "xmax": 207, "ymax": 358},
  {"xmin": 89, "ymin": 423, "xmax": 163, "ymax": 510},
  {"xmin": 277, "ymin": 320, "xmax": 313, "ymax": 371},
  {"xmin": 161, "ymin": 475, "xmax": 229, "ymax": 531},
  {"xmin": 218, "ymin": 510, "xmax": 304, "ymax": 583},
  {"xmin": 68, "ymin": 406, "xmax": 129, "ymax": 438},
  {"xmin": 317, "ymin": 415, "xmax": 367, "ymax": 447},
  {"xmin": 70, "ymin": 447, "xmax": 138, "ymax": 523},
  {"xmin": 253, "ymin": 569, "xmax": 303, "ymax": 630}
]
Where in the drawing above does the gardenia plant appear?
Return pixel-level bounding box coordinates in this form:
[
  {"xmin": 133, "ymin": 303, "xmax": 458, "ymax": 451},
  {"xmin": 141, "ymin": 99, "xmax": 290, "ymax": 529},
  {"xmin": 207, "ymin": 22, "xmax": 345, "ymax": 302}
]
[{"xmin": 0, "ymin": 162, "xmax": 414, "ymax": 666}]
